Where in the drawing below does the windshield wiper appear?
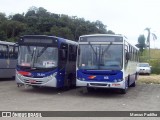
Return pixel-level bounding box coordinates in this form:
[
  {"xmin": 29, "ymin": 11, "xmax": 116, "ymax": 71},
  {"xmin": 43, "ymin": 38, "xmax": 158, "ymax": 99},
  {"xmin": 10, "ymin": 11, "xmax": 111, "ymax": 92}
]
[
  {"xmin": 88, "ymin": 42, "xmax": 98, "ymax": 61},
  {"xmin": 101, "ymin": 43, "xmax": 112, "ymax": 56},
  {"xmin": 37, "ymin": 47, "xmax": 47, "ymax": 57}
]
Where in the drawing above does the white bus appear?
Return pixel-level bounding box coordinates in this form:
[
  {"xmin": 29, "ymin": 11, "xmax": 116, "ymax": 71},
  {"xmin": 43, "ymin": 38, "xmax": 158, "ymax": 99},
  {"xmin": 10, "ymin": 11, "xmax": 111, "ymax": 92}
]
[
  {"xmin": 76, "ymin": 34, "xmax": 139, "ymax": 94},
  {"xmin": 0, "ymin": 41, "xmax": 18, "ymax": 78}
]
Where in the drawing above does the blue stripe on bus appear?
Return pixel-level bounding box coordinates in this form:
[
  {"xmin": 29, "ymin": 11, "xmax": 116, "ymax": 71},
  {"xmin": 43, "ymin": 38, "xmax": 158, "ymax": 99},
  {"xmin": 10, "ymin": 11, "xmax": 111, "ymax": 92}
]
[
  {"xmin": 77, "ymin": 69, "xmax": 123, "ymax": 82},
  {"xmin": 16, "ymin": 67, "xmax": 66, "ymax": 88}
]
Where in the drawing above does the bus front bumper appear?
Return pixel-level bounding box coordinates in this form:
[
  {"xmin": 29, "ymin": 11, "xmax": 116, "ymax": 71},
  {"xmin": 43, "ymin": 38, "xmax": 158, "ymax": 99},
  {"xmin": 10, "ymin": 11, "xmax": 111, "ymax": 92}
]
[
  {"xmin": 16, "ymin": 72, "xmax": 57, "ymax": 87},
  {"xmin": 76, "ymin": 79, "xmax": 125, "ymax": 89}
]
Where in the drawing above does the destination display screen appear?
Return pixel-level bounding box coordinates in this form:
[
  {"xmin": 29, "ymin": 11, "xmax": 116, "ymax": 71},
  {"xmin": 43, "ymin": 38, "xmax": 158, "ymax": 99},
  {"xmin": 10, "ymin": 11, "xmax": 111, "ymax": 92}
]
[
  {"xmin": 80, "ymin": 36, "xmax": 123, "ymax": 42},
  {"xmin": 23, "ymin": 38, "xmax": 53, "ymax": 44},
  {"xmin": 18, "ymin": 36, "xmax": 58, "ymax": 46}
]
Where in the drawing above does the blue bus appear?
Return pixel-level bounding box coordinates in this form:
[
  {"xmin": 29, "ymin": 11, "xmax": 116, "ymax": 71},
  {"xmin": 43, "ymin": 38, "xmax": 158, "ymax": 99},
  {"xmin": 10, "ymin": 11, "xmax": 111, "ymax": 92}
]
[
  {"xmin": 76, "ymin": 34, "xmax": 139, "ymax": 94},
  {"xmin": 0, "ymin": 41, "xmax": 18, "ymax": 78},
  {"xmin": 16, "ymin": 35, "xmax": 77, "ymax": 89}
]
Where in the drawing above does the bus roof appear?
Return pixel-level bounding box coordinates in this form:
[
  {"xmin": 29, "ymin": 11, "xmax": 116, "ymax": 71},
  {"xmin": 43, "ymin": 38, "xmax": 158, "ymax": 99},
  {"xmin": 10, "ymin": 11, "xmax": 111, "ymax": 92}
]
[
  {"xmin": 0, "ymin": 40, "xmax": 15, "ymax": 45},
  {"xmin": 21, "ymin": 35, "xmax": 78, "ymax": 45},
  {"xmin": 79, "ymin": 34, "xmax": 139, "ymax": 50},
  {"xmin": 80, "ymin": 34, "xmax": 126, "ymax": 38}
]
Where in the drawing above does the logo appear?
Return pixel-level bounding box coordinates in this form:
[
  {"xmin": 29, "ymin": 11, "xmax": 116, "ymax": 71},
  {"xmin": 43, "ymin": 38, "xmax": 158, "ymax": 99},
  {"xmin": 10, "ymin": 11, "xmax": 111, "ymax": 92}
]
[
  {"xmin": 1, "ymin": 112, "xmax": 42, "ymax": 117},
  {"xmin": 37, "ymin": 73, "xmax": 45, "ymax": 77},
  {"xmin": 2, "ymin": 112, "xmax": 11, "ymax": 117},
  {"xmin": 104, "ymin": 76, "xmax": 109, "ymax": 79}
]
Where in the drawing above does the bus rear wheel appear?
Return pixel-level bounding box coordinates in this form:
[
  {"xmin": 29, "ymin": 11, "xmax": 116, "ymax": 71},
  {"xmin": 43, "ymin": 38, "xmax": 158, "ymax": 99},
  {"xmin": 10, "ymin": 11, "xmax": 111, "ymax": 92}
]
[
  {"xmin": 130, "ymin": 81, "xmax": 136, "ymax": 87},
  {"xmin": 130, "ymin": 74, "xmax": 137, "ymax": 87}
]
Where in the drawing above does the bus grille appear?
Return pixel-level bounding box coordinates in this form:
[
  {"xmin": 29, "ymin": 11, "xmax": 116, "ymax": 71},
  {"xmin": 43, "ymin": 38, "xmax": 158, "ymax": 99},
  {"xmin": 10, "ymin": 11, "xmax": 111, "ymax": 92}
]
[
  {"xmin": 24, "ymin": 80, "xmax": 43, "ymax": 85},
  {"xmin": 90, "ymin": 83, "xmax": 108, "ymax": 86}
]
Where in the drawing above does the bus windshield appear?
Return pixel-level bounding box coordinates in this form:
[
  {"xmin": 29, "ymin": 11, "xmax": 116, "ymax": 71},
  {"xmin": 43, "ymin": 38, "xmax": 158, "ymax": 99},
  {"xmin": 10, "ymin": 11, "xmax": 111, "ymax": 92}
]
[
  {"xmin": 78, "ymin": 44, "xmax": 123, "ymax": 70},
  {"xmin": 18, "ymin": 46, "xmax": 58, "ymax": 68}
]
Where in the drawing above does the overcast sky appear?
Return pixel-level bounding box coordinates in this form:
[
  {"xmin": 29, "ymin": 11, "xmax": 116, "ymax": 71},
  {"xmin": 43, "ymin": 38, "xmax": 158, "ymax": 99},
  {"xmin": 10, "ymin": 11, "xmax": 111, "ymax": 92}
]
[{"xmin": 0, "ymin": 0, "xmax": 160, "ymax": 48}]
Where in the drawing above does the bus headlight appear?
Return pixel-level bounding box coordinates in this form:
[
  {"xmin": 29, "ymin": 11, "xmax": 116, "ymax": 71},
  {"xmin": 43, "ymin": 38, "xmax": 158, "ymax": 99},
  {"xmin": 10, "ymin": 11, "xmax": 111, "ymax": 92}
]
[
  {"xmin": 78, "ymin": 78, "xmax": 85, "ymax": 81},
  {"xmin": 114, "ymin": 79, "xmax": 123, "ymax": 82},
  {"xmin": 16, "ymin": 72, "xmax": 23, "ymax": 79}
]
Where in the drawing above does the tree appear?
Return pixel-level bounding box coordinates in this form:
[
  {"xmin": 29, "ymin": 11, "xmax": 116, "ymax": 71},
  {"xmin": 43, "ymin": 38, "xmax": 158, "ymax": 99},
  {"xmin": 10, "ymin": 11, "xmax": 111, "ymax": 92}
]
[
  {"xmin": 0, "ymin": 6, "xmax": 111, "ymax": 42},
  {"xmin": 11, "ymin": 13, "xmax": 25, "ymax": 22},
  {"xmin": 94, "ymin": 20, "xmax": 107, "ymax": 33},
  {"xmin": 107, "ymin": 30, "xmax": 115, "ymax": 34},
  {"xmin": 136, "ymin": 35, "xmax": 146, "ymax": 54},
  {"xmin": 0, "ymin": 12, "xmax": 7, "ymax": 22},
  {"xmin": 145, "ymin": 28, "xmax": 157, "ymax": 59},
  {"xmin": 51, "ymin": 26, "xmax": 74, "ymax": 40}
]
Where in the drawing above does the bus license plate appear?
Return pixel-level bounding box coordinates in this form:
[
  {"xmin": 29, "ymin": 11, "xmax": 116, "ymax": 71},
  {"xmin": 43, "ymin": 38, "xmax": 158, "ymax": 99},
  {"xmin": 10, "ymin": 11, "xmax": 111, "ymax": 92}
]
[{"xmin": 29, "ymin": 80, "xmax": 36, "ymax": 83}]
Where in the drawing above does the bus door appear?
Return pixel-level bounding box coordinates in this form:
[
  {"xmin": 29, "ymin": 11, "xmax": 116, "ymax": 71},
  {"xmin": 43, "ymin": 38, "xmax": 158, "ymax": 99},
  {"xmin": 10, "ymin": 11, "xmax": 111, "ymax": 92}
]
[{"xmin": 58, "ymin": 43, "xmax": 68, "ymax": 87}]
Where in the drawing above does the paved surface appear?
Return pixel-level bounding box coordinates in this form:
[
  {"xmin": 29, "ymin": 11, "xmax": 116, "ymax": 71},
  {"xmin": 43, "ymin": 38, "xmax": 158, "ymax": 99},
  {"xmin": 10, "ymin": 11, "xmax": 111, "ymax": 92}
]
[{"xmin": 0, "ymin": 79, "xmax": 160, "ymax": 119}]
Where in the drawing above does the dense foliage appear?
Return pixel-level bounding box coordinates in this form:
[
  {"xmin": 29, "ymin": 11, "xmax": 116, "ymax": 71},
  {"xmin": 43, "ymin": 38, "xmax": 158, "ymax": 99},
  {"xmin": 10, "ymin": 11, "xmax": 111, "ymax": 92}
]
[
  {"xmin": 136, "ymin": 34, "xmax": 146, "ymax": 53},
  {"xmin": 0, "ymin": 7, "xmax": 114, "ymax": 42}
]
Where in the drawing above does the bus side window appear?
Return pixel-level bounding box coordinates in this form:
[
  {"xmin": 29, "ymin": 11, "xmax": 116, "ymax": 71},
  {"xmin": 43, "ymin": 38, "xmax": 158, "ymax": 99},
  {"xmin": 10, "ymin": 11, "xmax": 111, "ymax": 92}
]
[
  {"xmin": 0, "ymin": 45, "xmax": 3, "ymax": 58},
  {"xmin": 69, "ymin": 45, "xmax": 77, "ymax": 62},
  {"xmin": 9, "ymin": 46, "xmax": 14, "ymax": 59},
  {"xmin": 0, "ymin": 44, "xmax": 8, "ymax": 59},
  {"xmin": 59, "ymin": 43, "xmax": 68, "ymax": 61},
  {"xmin": 13, "ymin": 46, "xmax": 18, "ymax": 59}
]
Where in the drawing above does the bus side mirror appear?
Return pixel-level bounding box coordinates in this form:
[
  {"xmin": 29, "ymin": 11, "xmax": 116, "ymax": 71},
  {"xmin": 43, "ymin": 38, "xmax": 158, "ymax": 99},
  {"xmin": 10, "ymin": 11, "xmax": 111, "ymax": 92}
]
[{"xmin": 126, "ymin": 52, "xmax": 130, "ymax": 60}]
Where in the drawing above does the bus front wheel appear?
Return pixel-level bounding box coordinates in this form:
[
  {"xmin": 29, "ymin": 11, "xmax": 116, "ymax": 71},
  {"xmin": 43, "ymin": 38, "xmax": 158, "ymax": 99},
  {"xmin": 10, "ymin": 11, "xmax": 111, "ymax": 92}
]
[
  {"xmin": 120, "ymin": 81, "xmax": 128, "ymax": 94},
  {"xmin": 32, "ymin": 86, "xmax": 41, "ymax": 89},
  {"xmin": 87, "ymin": 87, "xmax": 95, "ymax": 92},
  {"xmin": 130, "ymin": 81, "xmax": 136, "ymax": 87},
  {"xmin": 120, "ymin": 88, "xmax": 127, "ymax": 94}
]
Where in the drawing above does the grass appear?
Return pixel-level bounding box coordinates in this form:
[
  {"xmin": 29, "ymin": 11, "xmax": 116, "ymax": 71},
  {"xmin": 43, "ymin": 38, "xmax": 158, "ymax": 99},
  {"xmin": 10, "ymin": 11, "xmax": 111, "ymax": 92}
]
[
  {"xmin": 137, "ymin": 74, "xmax": 160, "ymax": 84},
  {"xmin": 142, "ymin": 49, "xmax": 160, "ymax": 59}
]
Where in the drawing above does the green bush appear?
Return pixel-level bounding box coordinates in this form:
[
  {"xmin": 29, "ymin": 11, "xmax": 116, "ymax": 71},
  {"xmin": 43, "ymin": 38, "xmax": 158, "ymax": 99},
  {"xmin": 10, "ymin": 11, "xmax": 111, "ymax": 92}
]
[
  {"xmin": 139, "ymin": 49, "xmax": 160, "ymax": 74},
  {"xmin": 151, "ymin": 67, "xmax": 160, "ymax": 74}
]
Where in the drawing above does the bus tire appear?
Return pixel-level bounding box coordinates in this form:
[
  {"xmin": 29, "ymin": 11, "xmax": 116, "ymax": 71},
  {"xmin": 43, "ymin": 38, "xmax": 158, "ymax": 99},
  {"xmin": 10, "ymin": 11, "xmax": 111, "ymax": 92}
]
[
  {"xmin": 87, "ymin": 87, "xmax": 95, "ymax": 92},
  {"xmin": 128, "ymin": 75, "xmax": 130, "ymax": 87},
  {"xmin": 130, "ymin": 74, "xmax": 137, "ymax": 87},
  {"xmin": 130, "ymin": 81, "xmax": 136, "ymax": 87},
  {"xmin": 32, "ymin": 86, "xmax": 40, "ymax": 89},
  {"xmin": 120, "ymin": 88, "xmax": 127, "ymax": 94},
  {"xmin": 120, "ymin": 80, "xmax": 128, "ymax": 94}
]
